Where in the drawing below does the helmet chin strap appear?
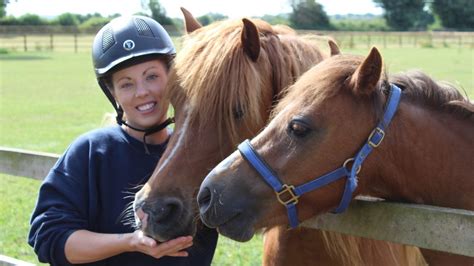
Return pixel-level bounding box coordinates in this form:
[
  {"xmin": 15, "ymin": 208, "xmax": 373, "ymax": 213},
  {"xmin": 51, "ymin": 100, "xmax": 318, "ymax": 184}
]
[{"xmin": 116, "ymin": 108, "xmax": 175, "ymax": 154}]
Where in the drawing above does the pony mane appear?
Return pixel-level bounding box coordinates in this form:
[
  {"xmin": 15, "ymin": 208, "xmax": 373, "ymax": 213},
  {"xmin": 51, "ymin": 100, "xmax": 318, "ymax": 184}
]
[
  {"xmin": 273, "ymin": 54, "xmax": 473, "ymax": 120},
  {"xmin": 167, "ymin": 18, "xmax": 324, "ymax": 147},
  {"xmin": 390, "ymin": 71, "xmax": 473, "ymax": 118}
]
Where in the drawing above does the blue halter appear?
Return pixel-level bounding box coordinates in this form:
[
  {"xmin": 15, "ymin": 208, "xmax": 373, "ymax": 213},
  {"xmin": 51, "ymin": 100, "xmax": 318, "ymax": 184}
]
[{"xmin": 238, "ymin": 84, "xmax": 402, "ymax": 228}]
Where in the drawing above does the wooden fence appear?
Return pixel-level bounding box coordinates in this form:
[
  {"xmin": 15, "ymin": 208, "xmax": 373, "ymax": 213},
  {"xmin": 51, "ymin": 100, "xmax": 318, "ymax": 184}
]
[
  {"xmin": 0, "ymin": 26, "xmax": 473, "ymax": 53},
  {"xmin": 1, "ymin": 145, "xmax": 473, "ymax": 263},
  {"xmin": 304, "ymin": 30, "xmax": 474, "ymax": 49},
  {"xmin": 0, "ymin": 25, "xmax": 180, "ymax": 53}
]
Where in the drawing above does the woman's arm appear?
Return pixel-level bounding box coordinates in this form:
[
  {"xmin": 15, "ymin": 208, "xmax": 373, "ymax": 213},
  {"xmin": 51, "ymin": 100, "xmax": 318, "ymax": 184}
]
[{"xmin": 64, "ymin": 229, "xmax": 193, "ymax": 264}]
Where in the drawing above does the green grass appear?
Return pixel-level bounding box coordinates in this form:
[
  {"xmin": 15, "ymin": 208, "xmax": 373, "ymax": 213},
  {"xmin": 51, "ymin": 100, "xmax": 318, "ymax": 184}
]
[
  {"xmin": 0, "ymin": 174, "xmax": 47, "ymax": 265},
  {"xmin": 0, "ymin": 47, "xmax": 472, "ymax": 264},
  {"xmin": 0, "ymin": 53, "xmax": 111, "ymax": 153}
]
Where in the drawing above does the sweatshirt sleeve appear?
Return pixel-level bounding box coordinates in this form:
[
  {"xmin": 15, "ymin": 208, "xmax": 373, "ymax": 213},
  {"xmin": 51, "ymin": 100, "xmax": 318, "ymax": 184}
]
[{"xmin": 28, "ymin": 137, "xmax": 93, "ymax": 266}]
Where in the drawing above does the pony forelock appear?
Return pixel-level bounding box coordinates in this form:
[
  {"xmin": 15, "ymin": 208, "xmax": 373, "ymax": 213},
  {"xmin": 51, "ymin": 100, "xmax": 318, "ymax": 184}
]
[{"xmin": 169, "ymin": 18, "xmax": 325, "ymax": 146}]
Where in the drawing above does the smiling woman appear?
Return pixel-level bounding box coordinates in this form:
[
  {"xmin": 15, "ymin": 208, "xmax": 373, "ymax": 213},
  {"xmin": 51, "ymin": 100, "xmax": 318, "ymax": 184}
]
[
  {"xmin": 26, "ymin": 15, "xmax": 218, "ymax": 266},
  {"xmin": 109, "ymin": 59, "xmax": 170, "ymax": 143}
]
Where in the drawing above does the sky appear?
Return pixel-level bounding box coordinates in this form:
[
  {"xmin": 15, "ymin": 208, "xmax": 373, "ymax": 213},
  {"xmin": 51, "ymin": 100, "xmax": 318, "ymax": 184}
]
[{"xmin": 6, "ymin": 0, "xmax": 383, "ymax": 19}]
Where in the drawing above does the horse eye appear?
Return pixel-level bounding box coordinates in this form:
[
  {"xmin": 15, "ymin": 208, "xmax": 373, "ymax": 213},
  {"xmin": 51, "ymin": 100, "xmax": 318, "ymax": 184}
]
[
  {"xmin": 287, "ymin": 119, "xmax": 311, "ymax": 138},
  {"xmin": 233, "ymin": 106, "xmax": 244, "ymax": 120}
]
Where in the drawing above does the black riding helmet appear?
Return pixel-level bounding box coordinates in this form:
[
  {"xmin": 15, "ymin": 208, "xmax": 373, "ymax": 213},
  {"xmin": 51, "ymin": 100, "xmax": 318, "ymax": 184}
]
[{"xmin": 92, "ymin": 15, "xmax": 175, "ymax": 140}]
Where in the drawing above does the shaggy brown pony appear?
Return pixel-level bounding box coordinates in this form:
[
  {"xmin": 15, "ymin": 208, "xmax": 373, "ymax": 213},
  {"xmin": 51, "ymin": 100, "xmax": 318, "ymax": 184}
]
[{"xmin": 199, "ymin": 46, "xmax": 473, "ymax": 265}]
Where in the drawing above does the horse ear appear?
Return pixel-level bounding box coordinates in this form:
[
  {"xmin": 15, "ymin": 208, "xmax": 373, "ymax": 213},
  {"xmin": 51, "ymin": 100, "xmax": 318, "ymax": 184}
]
[
  {"xmin": 350, "ymin": 47, "xmax": 382, "ymax": 95},
  {"xmin": 241, "ymin": 18, "xmax": 260, "ymax": 62},
  {"xmin": 180, "ymin": 7, "xmax": 202, "ymax": 34},
  {"xmin": 328, "ymin": 39, "xmax": 340, "ymax": 56}
]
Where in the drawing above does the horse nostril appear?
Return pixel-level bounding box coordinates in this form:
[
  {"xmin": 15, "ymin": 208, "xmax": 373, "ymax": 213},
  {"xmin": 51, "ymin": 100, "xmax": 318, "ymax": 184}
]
[
  {"xmin": 197, "ymin": 187, "xmax": 212, "ymax": 213},
  {"xmin": 153, "ymin": 198, "xmax": 183, "ymax": 225}
]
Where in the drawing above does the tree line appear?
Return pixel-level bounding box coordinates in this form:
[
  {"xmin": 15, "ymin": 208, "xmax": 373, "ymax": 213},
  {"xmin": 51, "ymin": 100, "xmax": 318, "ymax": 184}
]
[
  {"xmin": 290, "ymin": 0, "xmax": 473, "ymax": 31},
  {"xmin": 1, "ymin": 0, "xmax": 473, "ymax": 31}
]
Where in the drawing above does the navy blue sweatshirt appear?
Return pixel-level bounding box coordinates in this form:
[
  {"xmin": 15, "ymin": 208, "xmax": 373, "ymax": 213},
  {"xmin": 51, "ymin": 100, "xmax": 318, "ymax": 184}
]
[{"xmin": 28, "ymin": 126, "xmax": 218, "ymax": 265}]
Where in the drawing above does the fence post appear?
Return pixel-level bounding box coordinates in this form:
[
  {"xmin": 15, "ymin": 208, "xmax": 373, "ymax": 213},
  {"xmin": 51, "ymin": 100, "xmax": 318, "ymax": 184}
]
[
  {"xmin": 50, "ymin": 33, "xmax": 54, "ymax": 51},
  {"xmin": 23, "ymin": 34, "xmax": 27, "ymax": 52},
  {"xmin": 399, "ymin": 34, "xmax": 402, "ymax": 48},
  {"xmin": 74, "ymin": 34, "xmax": 78, "ymax": 53}
]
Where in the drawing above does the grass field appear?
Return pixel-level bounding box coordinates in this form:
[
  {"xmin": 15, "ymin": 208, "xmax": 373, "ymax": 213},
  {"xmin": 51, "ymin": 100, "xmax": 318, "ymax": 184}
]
[{"xmin": 0, "ymin": 47, "xmax": 472, "ymax": 265}]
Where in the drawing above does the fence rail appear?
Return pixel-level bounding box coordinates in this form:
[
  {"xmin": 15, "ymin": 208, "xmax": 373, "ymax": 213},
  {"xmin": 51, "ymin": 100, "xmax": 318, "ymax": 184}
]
[
  {"xmin": 0, "ymin": 255, "xmax": 35, "ymax": 266},
  {"xmin": 0, "ymin": 25, "xmax": 181, "ymax": 53},
  {"xmin": 0, "ymin": 27, "xmax": 473, "ymax": 53},
  {"xmin": 1, "ymin": 146, "xmax": 473, "ymax": 258}
]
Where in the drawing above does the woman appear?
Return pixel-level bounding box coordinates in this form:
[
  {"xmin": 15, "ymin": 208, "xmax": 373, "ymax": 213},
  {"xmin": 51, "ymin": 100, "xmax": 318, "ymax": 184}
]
[{"xmin": 28, "ymin": 16, "xmax": 218, "ymax": 265}]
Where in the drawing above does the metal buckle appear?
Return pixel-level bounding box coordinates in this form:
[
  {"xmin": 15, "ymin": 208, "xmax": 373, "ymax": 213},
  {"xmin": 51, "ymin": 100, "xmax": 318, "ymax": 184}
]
[
  {"xmin": 368, "ymin": 127, "xmax": 385, "ymax": 148},
  {"xmin": 276, "ymin": 184, "xmax": 299, "ymax": 206},
  {"xmin": 343, "ymin": 158, "xmax": 361, "ymax": 174}
]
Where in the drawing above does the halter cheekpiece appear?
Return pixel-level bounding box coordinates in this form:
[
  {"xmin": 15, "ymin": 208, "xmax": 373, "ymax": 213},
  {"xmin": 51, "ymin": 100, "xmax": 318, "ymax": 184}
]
[{"xmin": 238, "ymin": 84, "xmax": 402, "ymax": 228}]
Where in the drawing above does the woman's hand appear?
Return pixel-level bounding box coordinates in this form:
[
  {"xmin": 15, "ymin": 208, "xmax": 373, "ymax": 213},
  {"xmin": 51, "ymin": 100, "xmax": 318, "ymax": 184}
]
[{"xmin": 129, "ymin": 230, "xmax": 193, "ymax": 259}]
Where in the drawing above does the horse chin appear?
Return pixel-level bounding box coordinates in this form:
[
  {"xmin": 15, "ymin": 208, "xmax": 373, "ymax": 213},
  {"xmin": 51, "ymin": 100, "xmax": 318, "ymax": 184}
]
[
  {"xmin": 144, "ymin": 216, "xmax": 196, "ymax": 242},
  {"xmin": 217, "ymin": 223, "xmax": 255, "ymax": 242},
  {"xmin": 215, "ymin": 214, "xmax": 256, "ymax": 242}
]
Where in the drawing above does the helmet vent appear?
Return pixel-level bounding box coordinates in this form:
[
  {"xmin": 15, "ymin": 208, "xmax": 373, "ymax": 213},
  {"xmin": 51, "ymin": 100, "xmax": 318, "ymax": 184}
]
[
  {"xmin": 102, "ymin": 27, "xmax": 116, "ymax": 53},
  {"xmin": 134, "ymin": 18, "xmax": 155, "ymax": 38}
]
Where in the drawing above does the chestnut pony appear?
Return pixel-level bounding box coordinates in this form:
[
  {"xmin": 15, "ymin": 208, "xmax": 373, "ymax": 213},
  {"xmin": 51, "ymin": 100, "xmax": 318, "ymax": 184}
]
[
  {"xmin": 133, "ymin": 9, "xmax": 421, "ymax": 265},
  {"xmin": 198, "ymin": 47, "xmax": 474, "ymax": 265}
]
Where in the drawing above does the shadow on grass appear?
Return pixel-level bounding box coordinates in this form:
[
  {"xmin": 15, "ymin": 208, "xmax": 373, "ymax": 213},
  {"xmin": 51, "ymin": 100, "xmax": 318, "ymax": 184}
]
[{"xmin": 0, "ymin": 54, "xmax": 52, "ymax": 61}]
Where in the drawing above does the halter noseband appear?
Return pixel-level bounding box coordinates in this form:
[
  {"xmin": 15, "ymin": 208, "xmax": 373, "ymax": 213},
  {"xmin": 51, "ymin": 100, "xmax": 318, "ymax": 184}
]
[{"xmin": 238, "ymin": 84, "xmax": 402, "ymax": 228}]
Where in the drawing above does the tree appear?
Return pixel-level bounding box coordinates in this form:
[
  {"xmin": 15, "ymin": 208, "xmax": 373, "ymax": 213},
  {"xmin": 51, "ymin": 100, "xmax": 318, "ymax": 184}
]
[
  {"xmin": 77, "ymin": 13, "xmax": 102, "ymax": 24},
  {"xmin": 1, "ymin": 0, "xmax": 19, "ymax": 18},
  {"xmin": 0, "ymin": 15, "xmax": 18, "ymax": 25},
  {"xmin": 373, "ymin": 0, "xmax": 433, "ymax": 30},
  {"xmin": 79, "ymin": 16, "xmax": 111, "ymax": 33},
  {"xmin": 197, "ymin": 13, "xmax": 228, "ymax": 26},
  {"xmin": 54, "ymin": 13, "xmax": 79, "ymax": 26},
  {"xmin": 1, "ymin": 1, "xmax": 6, "ymax": 18},
  {"xmin": 18, "ymin": 13, "xmax": 47, "ymax": 25},
  {"xmin": 260, "ymin": 14, "xmax": 290, "ymax": 25},
  {"xmin": 141, "ymin": 0, "xmax": 173, "ymax": 25},
  {"xmin": 197, "ymin": 15, "xmax": 211, "ymax": 26},
  {"xmin": 431, "ymin": 0, "xmax": 474, "ymax": 30},
  {"xmin": 289, "ymin": 0, "xmax": 331, "ymax": 30}
]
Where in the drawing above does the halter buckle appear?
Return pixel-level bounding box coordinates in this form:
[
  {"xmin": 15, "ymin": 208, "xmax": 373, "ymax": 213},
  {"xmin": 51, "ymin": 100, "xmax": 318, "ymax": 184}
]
[
  {"xmin": 276, "ymin": 184, "xmax": 299, "ymax": 206},
  {"xmin": 368, "ymin": 127, "xmax": 385, "ymax": 148}
]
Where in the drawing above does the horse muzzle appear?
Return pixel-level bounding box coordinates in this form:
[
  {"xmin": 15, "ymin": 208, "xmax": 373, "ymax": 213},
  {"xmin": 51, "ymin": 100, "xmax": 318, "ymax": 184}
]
[
  {"xmin": 197, "ymin": 166, "xmax": 258, "ymax": 242},
  {"xmin": 134, "ymin": 195, "xmax": 194, "ymax": 242}
]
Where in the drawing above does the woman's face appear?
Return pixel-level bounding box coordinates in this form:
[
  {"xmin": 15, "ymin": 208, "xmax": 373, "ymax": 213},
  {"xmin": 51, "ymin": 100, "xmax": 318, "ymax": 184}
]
[{"xmin": 111, "ymin": 59, "xmax": 169, "ymax": 130}]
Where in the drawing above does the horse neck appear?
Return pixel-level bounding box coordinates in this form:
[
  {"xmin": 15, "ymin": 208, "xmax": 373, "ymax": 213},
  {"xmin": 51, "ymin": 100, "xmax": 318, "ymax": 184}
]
[{"xmin": 361, "ymin": 102, "xmax": 474, "ymax": 210}]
